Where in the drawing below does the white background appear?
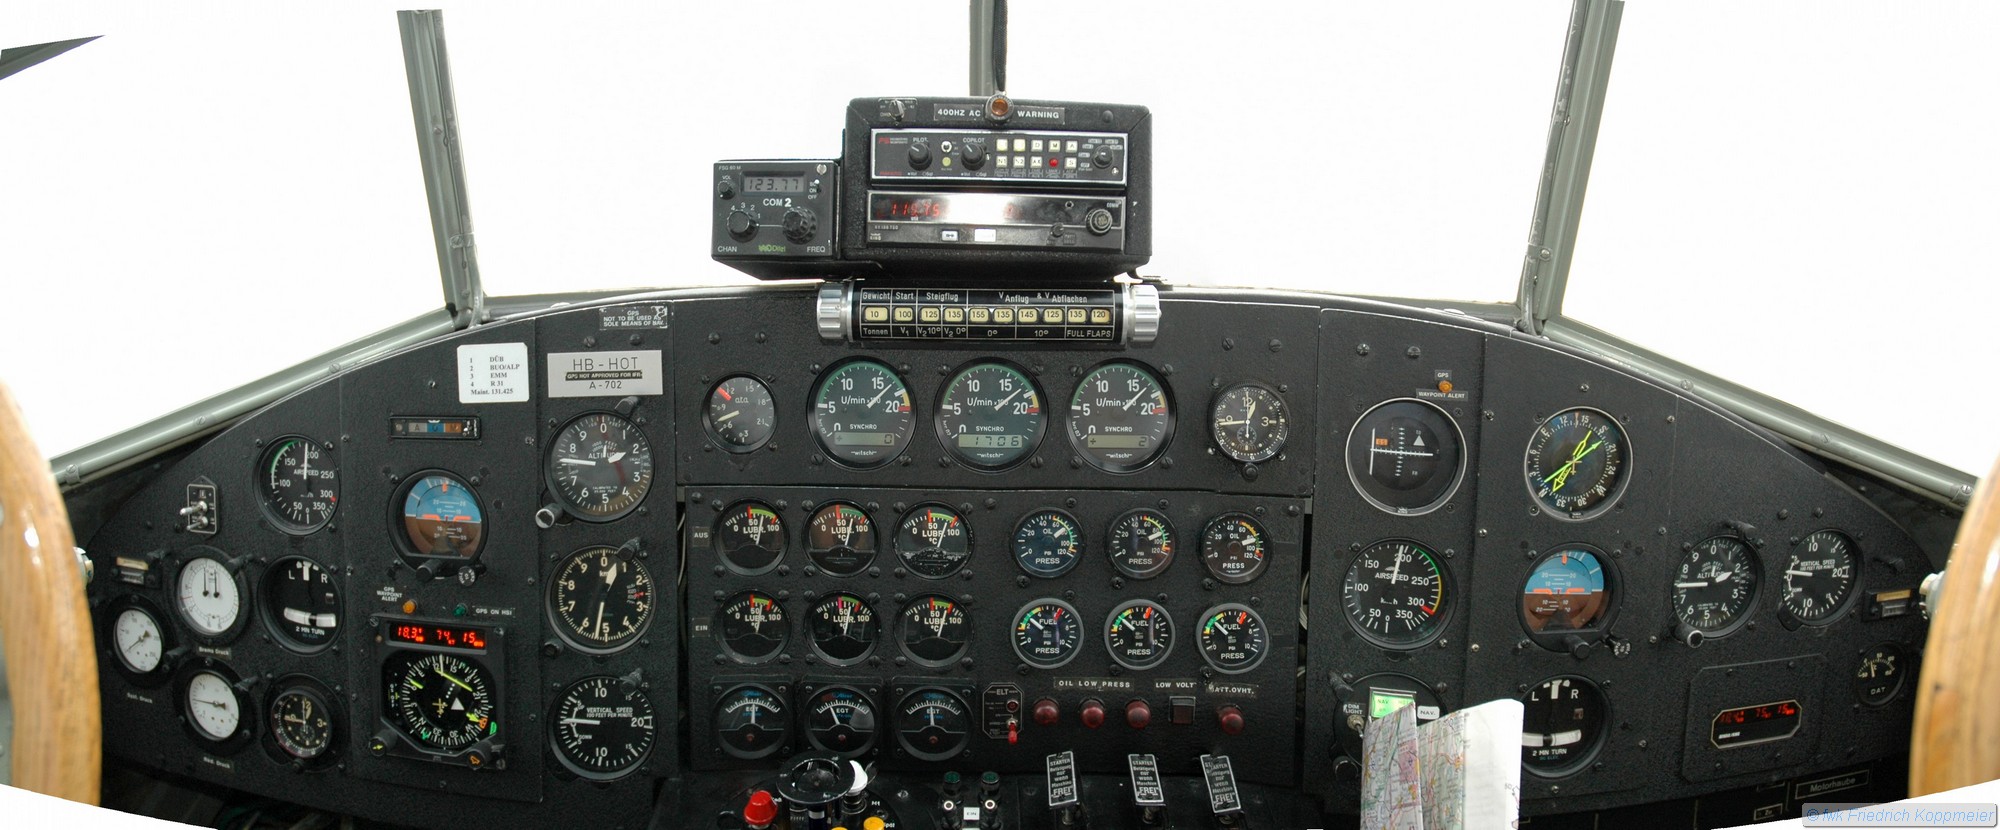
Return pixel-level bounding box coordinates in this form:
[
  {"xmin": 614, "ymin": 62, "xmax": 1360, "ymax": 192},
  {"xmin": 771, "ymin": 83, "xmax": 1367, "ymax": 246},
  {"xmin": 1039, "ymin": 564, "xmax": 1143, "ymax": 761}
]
[{"xmin": 2, "ymin": 1, "xmax": 1996, "ymax": 476}]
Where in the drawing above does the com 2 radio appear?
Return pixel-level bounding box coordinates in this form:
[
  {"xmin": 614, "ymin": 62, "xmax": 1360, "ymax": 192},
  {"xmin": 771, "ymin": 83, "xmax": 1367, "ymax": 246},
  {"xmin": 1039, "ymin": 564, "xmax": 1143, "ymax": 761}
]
[{"xmin": 713, "ymin": 94, "xmax": 1152, "ymax": 281}]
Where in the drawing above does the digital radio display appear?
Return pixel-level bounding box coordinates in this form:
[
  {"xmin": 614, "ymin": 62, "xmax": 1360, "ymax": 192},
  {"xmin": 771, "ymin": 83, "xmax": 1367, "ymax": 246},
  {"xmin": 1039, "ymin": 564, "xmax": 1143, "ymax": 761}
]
[
  {"xmin": 742, "ymin": 174, "xmax": 806, "ymax": 193},
  {"xmin": 1710, "ymin": 700, "xmax": 1801, "ymax": 748},
  {"xmin": 873, "ymin": 193, "xmax": 1039, "ymax": 224},
  {"xmin": 387, "ymin": 621, "xmax": 490, "ymax": 652}
]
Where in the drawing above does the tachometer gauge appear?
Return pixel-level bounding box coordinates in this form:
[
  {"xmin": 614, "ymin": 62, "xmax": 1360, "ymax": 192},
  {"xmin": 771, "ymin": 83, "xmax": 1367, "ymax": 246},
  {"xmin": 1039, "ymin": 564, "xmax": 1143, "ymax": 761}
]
[
  {"xmin": 894, "ymin": 688, "xmax": 970, "ymax": 761},
  {"xmin": 715, "ymin": 684, "xmax": 789, "ymax": 760},
  {"xmin": 1345, "ymin": 399, "xmax": 1465, "ymax": 515},
  {"xmin": 1521, "ymin": 547, "xmax": 1615, "ymax": 635},
  {"xmin": 175, "ymin": 547, "xmax": 248, "ymax": 642},
  {"xmin": 395, "ymin": 471, "xmax": 485, "ymax": 563},
  {"xmin": 1197, "ymin": 604, "xmax": 1268, "ymax": 674},
  {"xmin": 716, "ymin": 591, "xmax": 789, "ymax": 663},
  {"xmin": 1105, "ymin": 600, "xmax": 1176, "ymax": 670},
  {"xmin": 1209, "ymin": 382, "xmax": 1289, "ymax": 463},
  {"xmin": 183, "ymin": 668, "xmax": 246, "ymax": 744},
  {"xmin": 715, "ymin": 501, "xmax": 786, "ymax": 575},
  {"xmin": 804, "ymin": 686, "xmax": 879, "ymax": 757},
  {"xmin": 812, "ymin": 359, "xmax": 914, "ymax": 468},
  {"xmin": 806, "ymin": 502, "xmax": 877, "ymax": 576},
  {"xmin": 546, "ymin": 411, "xmax": 654, "ymax": 521},
  {"xmin": 257, "ymin": 435, "xmax": 337, "ymax": 533},
  {"xmin": 1341, "ymin": 539, "xmax": 1450, "ymax": 649},
  {"xmin": 1521, "ymin": 676, "xmax": 1608, "ymax": 776},
  {"xmin": 1854, "ymin": 643, "xmax": 1907, "ymax": 707},
  {"xmin": 1780, "ymin": 529, "xmax": 1859, "ymax": 624},
  {"xmin": 1201, "ymin": 513, "xmax": 1269, "ymax": 584},
  {"xmin": 112, "ymin": 603, "xmax": 170, "ymax": 676},
  {"xmin": 550, "ymin": 676, "xmax": 657, "ymax": 780},
  {"xmin": 269, "ymin": 682, "xmax": 336, "ymax": 762},
  {"xmin": 895, "ymin": 504, "xmax": 971, "ymax": 578},
  {"xmin": 1013, "ymin": 508, "xmax": 1084, "ymax": 578},
  {"xmin": 1067, "ymin": 361, "xmax": 1174, "ymax": 473},
  {"xmin": 548, "ymin": 545, "xmax": 655, "ymax": 652},
  {"xmin": 898, "ymin": 594, "xmax": 970, "ymax": 667},
  {"xmin": 1524, "ymin": 407, "xmax": 1629, "ymax": 520},
  {"xmin": 1671, "ymin": 536, "xmax": 1759, "ymax": 638},
  {"xmin": 1107, "ymin": 508, "xmax": 1176, "ymax": 579},
  {"xmin": 704, "ymin": 375, "xmax": 777, "ymax": 452},
  {"xmin": 1013, "ymin": 599, "xmax": 1084, "ymax": 668},
  {"xmin": 383, "ymin": 651, "xmax": 498, "ymax": 752},
  {"xmin": 809, "ymin": 593, "xmax": 878, "ymax": 666},
  {"xmin": 936, "ymin": 360, "xmax": 1046, "ymax": 469},
  {"xmin": 262, "ymin": 556, "xmax": 340, "ymax": 651}
]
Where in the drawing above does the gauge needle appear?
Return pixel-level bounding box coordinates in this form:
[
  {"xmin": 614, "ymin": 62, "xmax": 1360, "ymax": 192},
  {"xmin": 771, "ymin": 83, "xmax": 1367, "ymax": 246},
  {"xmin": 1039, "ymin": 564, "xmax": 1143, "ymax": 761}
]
[
  {"xmin": 1214, "ymin": 419, "xmax": 1247, "ymax": 427},
  {"xmin": 995, "ymin": 388, "xmax": 1023, "ymax": 410},
  {"xmin": 436, "ymin": 668, "xmax": 475, "ymax": 693},
  {"xmin": 607, "ymin": 451, "xmax": 626, "ymax": 463},
  {"xmin": 1786, "ymin": 569, "xmax": 1814, "ymax": 577},
  {"xmin": 1674, "ymin": 581, "xmax": 1709, "ymax": 588},
  {"xmin": 868, "ymin": 383, "xmax": 896, "ymax": 408},
  {"xmin": 561, "ymin": 717, "xmax": 601, "ymax": 726},
  {"xmin": 1122, "ymin": 387, "xmax": 1147, "ymax": 410},
  {"xmin": 195, "ymin": 696, "xmax": 229, "ymax": 710},
  {"xmin": 559, "ymin": 458, "xmax": 597, "ymax": 466},
  {"xmin": 715, "ymin": 410, "xmax": 741, "ymax": 423}
]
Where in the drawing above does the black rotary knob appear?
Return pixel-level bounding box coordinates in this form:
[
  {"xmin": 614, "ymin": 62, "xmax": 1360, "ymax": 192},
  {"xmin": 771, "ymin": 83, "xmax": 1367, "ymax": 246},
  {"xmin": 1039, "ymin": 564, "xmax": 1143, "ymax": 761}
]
[
  {"xmin": 960, "ymin": 140, "xmax": 986, "ymax": 170},
  {"xmin": 781, "ymin": 207, "xmax": 818, "ymax": 244},
  {"xmin": 908, "ymin": 142, "xmax": 932, "ymax": 170},
  {"xmin": 726, "ymin": 209, "xmax": 757, "ymax": 241},
  {"xmin": 716, "ymin": 179, "xmax": 736, "ymax": 200},
  {"xmin": 1085, "ymin": 207, "xmax": 1115, "ymax": 235}
]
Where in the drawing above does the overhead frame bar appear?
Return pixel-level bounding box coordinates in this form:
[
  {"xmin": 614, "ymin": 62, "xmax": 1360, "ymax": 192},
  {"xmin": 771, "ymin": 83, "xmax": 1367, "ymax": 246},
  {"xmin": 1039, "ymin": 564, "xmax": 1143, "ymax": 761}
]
[
  {"xmin": 0, "ymin": 36, "xmax": 99, "ymax": 84},
  {"xmin": 1515, "ymin": 0, "xmax": 1621, "ymax": 336},
  {"xmin": 399, "ymin": 10, "xmax": 487, "ymax": 330},
  {"xmin": 968, "ymin": 0, "xmax": 1003, "ymax": 96}
]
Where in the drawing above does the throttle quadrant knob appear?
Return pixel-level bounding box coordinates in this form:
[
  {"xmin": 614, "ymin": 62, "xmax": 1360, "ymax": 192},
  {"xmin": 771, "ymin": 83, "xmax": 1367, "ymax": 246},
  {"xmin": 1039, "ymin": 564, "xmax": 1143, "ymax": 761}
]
[
  {"xmin": 726, "ymin": 209, "xmax": 758, "ymax": 242},
  {"xmin": 781, "ymin": 207, "xmax": 818, "ymax": 244}
]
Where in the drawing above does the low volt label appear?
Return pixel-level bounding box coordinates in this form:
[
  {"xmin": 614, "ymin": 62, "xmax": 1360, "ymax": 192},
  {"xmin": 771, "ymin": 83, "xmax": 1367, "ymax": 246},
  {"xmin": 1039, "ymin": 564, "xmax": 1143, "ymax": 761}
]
[
  {"xmin": 546, "ymin": 350, "xmax": 663, "ymax": 397},
  {"xmin": 1128, "ymin": 754, "xmax": 1165, "ymax": 806},
  {"xmin": 1046, "ymin": 750, "xmax": 1078, "ymax": 808}
]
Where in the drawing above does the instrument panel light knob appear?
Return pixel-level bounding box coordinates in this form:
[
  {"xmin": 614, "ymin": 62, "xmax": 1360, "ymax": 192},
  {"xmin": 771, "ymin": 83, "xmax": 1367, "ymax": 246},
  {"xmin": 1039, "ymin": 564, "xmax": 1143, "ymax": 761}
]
[
  {"xmin": 960, "ymin": 140, "xmax": 987, "ymax": 170},
  {"xmin": 908, "ymin": 142, "xmax": 932, "ymax": 169}
]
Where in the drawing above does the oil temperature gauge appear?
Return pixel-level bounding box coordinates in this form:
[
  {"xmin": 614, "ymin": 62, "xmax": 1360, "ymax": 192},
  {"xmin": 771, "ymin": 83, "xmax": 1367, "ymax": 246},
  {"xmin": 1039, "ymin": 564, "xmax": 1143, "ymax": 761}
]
[
  {"xmin": 899, "ymin": 595, "xmax": 970, "ymax": 667},
  {"xmin": 805, "ymin": 686, "xmax": 879, "ymax": 757},
  {"xmin": 716, "ymin": 592, "xmax": 789, "ymax": 663},
  {"xmin": 809, "ymin": 593, "xmax": 878, "ymax": 666},
  {"xmin": 1210, "ymin": 382, "xmax": 1289, "ymax": 463},
  {"xmin": 1197, "ymin": 604, "xmax": 1268, "ymax": 674},
  {"xmin": 894, "ymin": 688, "xmax": 970, "ymax": 761},
  {"xmin": 807, "ymin": 502, "xmax": 877, "ymax": 577},
  {"xmin": 1201, "ymin": 513, "xmax": 1269, "ymax": 584},
  {"xmin": 1012, "ymin": 599, "xmax": 1083, "ymax": 669},
  {"xmin": 896, "ymin": 505, "xmax": 971, "ymax": 578},
  {"xmin": 715, "ymin": 501, "xmax": 786, "ymax": 575},
  {"xmin": 715, "ymin": 684, "xmax": 789, "ymax": 760}
]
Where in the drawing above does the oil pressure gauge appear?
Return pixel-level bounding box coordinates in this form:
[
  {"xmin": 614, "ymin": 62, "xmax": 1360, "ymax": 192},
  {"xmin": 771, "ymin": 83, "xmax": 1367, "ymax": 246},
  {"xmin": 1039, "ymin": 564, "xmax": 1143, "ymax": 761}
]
[{"xmin": 1210, "ymin": 382, "xmax": 1289, "ymax": 463}]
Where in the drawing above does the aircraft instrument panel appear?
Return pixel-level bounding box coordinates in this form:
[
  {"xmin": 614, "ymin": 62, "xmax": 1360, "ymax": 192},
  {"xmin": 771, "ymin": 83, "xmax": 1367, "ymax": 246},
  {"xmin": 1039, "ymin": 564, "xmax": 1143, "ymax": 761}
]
[{"xmin": 76, "ymin": 286, "xmax": 1938, "ymax": 828}]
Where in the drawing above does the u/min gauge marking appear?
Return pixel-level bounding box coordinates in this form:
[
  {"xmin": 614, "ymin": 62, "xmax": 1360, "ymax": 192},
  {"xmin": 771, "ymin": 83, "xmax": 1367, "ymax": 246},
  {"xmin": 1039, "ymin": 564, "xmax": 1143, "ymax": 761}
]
[{"xmin": 812, "ymin": 359, "xmax": 914, "ymax": 468}]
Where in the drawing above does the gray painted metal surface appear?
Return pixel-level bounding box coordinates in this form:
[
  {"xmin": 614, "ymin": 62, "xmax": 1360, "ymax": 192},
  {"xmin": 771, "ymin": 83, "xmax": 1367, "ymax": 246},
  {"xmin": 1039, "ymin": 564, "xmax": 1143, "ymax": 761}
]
[
  {"xmin": 969, "ymin": 0, "xmax": 1001, "ymax": 96},
  {"xmin": 399, "ymin": 10, "xmax": 487, "ymax": 329},
  {"xmin": 1515, "ymin": 0, "xmax": 1621, "ymax": 336}
]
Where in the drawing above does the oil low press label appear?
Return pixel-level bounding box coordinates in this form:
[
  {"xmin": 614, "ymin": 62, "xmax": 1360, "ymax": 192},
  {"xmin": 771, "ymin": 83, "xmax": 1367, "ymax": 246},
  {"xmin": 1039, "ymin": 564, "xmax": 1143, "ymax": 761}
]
[{"xmin": 546, "ymin": 350, "xmax": 663, "ymax": 398}]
